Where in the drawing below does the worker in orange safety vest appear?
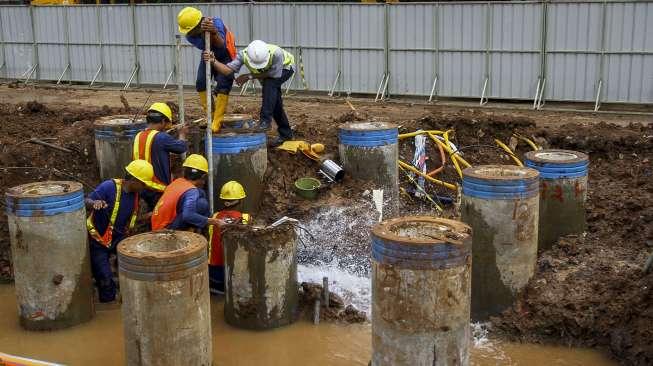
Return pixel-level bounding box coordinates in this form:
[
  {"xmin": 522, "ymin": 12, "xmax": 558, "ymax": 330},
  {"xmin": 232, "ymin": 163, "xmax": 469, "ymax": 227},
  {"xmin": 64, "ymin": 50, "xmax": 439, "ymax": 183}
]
[
  {"xmin": 132, "ymin": 102, "xmax": 188, "ymax": 209},
  {"xmin": 85, "ymin": 159, "xmax": 157, "ymax": 303},
  {"xmin": 151, "ymin": 154, "xmax": 224, "ymax": 232},
  {"xmin": 207, "ymin": 180, "xmax": 251, "ymax": 294}
]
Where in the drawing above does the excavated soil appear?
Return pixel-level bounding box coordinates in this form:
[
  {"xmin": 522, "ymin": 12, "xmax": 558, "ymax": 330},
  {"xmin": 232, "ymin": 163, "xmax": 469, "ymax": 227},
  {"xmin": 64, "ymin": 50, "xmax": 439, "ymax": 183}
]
[{"xmin": 0, "ymin": 86, "xmax": 651, "ymax": 364}]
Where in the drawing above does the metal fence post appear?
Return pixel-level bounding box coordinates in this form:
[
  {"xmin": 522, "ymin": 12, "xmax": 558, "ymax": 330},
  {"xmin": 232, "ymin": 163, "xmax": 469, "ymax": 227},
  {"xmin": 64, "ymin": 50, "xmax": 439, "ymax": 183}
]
[
  {"xmin": 90, "ymin": 4, "xmax": 105, "ymax": 87},
  {"xmin": 0, "ymin": 9, "xmax": 7, "ymax": 79},
  {"xmin": 28, "ymin": 5, "xmax": 39, "ymax": 84},
  {"xmin": 383, "ymin": 3, "xmax": 390, "ymax": 99},
  {"xmin": 536, "ymin": 0, "xmax": 549, "ymax": 110},
  {"xmin": 595, "ymin": 0, "xmax": 608, "ymax": 111},
  {"xmin": 429, "ymin": 3, "xmax": 440, "ymax": 103},
  {"xmin": 131, "ymin": 3, "xmax": 140, "ymax": 88},
  {"xmin": 480, "ymin": 2, "xmax": 491, "ymax": 106},
  {"xmin": 60, "ymin": 6, "xmax": 72, "ymax": 85}
]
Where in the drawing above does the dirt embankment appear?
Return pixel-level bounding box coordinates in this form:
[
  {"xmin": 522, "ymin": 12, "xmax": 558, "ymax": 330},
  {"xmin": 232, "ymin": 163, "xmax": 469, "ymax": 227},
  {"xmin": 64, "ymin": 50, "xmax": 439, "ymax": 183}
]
[{"xmin": 0, "ymin": 97, "xmax": 651, "ymax": 363}]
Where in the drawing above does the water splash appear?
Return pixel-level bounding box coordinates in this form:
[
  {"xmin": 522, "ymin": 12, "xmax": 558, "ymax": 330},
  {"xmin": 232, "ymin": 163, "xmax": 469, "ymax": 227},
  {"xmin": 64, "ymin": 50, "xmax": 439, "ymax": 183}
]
[{"xmin": 298, "ymin": 262, "xmax": 371, "ymax": 315}]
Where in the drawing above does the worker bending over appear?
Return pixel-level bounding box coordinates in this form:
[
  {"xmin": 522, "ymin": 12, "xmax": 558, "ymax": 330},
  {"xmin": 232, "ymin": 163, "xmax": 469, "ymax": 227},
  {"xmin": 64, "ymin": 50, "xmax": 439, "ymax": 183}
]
[
  {"xmin": 177, "ymin": 6, "xmax": 237, "ymax": 132},
  {"xmin": 203, "ymin": 40, "xmax": 295, "ymax": 146},
  {"xmin": 151, "ymin": 154, "xmax": 224, "ymax": 231},
  {"xmin": 86, "ymin": 160, "xmax": 157, "ymax": 303},
  {"xmin": 207, "ymin": 181, "xmax": 251, "ymax": 294}
]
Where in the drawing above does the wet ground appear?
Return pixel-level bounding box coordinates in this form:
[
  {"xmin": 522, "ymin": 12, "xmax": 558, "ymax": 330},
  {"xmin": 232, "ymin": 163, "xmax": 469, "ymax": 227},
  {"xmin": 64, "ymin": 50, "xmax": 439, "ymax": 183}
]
[{"xmin": 0, "ymin": 285, "xmax": 615, "ymax": 366}]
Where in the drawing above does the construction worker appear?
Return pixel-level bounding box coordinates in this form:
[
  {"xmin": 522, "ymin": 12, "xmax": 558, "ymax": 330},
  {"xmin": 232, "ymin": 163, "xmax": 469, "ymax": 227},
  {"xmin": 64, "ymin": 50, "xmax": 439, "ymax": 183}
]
[
  {"xmin": 85, "ymin": 160, "xmax": 157, "ymax": 303},
  {"xmin": 203, "ymin": 40, "xmax": 295, "ymax": 146},
  {"xmin": 132, "ymin": 102, "xmax": 188, "ymax": 209},
  {"xmin": 151, "ymin": 154, "xmax": 224, "ymax": 231},
  {"xmin": 177, "ymin": 6, "xmax": 237, "ymax": 133},
  {"xmin": 207, "ymin": 181, "xmax": 250, "ymax": 294}
]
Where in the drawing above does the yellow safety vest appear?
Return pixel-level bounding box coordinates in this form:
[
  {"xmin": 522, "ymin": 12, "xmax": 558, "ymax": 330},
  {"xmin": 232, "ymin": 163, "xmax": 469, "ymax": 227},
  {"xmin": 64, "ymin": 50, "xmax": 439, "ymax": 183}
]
[
  {"xmin": 243, "ymin": 44, "xmax": 294, "ymax": 75},
  {"xmin": 86, "ymin": 179, "xmax": 138, "ymax": 248},
  {"xmin": 132, "ymin": 129, "xmax": 159, "ymax": 162}
]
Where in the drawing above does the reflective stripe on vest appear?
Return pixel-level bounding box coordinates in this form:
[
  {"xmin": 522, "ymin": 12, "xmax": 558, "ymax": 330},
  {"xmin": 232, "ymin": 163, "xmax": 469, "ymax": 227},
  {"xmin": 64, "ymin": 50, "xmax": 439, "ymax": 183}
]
[
  {"xmin": 151, "ymin": 178, "xmax": 196, "ymax": 230},
  {"xmin": 133, "ymin": 129, "xmax": 159, "ymax": 163},
  {"xmin": 207, "ymin": 211, "xmax": 250, "ymax": 266},
  {"xmin": 86, "ymin": 179, "xmax": 139, "ymax": 248},
  {"xmin": 243, "ymin": 44, "xmax": 294, "ymax": 75}
]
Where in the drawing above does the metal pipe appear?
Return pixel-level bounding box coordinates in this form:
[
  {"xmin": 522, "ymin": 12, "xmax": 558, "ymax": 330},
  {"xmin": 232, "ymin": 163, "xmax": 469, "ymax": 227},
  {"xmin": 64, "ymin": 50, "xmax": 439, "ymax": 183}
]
[
  {"xmin": 205, "ymin": 32, "xmax": 214, "ymax": 213},
  {"xmin": 328, "ymin": 71, "xmax": 340, "ymax": 97},
  {"xmin": 322, "ymin": 277, "xmax": 329, "ymax": 308},
  {"xmin": 533, "ymin": 78, "xmax": 541, "ymax": 109},
  {"xmin": 480, "ymin": 77, "xmax": 489, "ymax": 105},
  {"xmin": 162, "ymin": 69, "xmax": 173, "ymax": 90},
  {"xmin": 29, "ymin": 5, "xmax": 39, "ymax": 83},
  {"xmin": 594, "ymin": 80, "xmax": 603, "ymax": 112},
  {"xmin": 123, "ymin": 65, "xmax": 138, "ymax": 90}
]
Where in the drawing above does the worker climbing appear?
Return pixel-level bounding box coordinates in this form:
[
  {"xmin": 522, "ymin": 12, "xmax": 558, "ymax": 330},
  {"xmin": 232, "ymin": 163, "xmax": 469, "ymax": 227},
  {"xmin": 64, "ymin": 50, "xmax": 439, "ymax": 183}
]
[
  {"xmin": 132, "ymin": 102, "xmax": 188, "ymax": 209},
  {"xmin": 203, "ymin": 39, "xmax": 295, "ymax": 146},
  {"xmin": 85, "ymin": 160, "xmax": 157, "ymax": 304},
  {"xmin": 207, "ymin": 181, "xmax": 250, "ymax": 295},
  {"xmin": 151, "ymin": 154, "xmax": 225, "ymax": 232},
  {"xmin": 177, "ymin": 6, "xmax": 237, "ymax": 133}
]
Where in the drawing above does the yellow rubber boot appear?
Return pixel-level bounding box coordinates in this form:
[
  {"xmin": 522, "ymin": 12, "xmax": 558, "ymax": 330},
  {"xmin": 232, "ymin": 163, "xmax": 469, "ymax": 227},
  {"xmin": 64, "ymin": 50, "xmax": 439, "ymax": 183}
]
[
  {"xmin": 198, "ymin": 91, "xmax": 214, "ymax": 113},
  {"xmin": 212, "ymin": 94, "xmax": 229, "ymax": 133}
]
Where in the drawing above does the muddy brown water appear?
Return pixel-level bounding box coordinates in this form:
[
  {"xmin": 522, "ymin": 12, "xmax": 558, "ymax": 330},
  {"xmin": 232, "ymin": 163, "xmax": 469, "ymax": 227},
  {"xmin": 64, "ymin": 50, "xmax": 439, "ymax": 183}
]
[{"xmin": 0, "ymin": 285, "xmax": 615, "ymax": 366}]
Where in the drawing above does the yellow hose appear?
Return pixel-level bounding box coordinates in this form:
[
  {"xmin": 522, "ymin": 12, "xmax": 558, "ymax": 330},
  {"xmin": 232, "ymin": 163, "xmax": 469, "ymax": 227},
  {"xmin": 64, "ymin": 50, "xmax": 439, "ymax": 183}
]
[
  {"xmin": 512, "ymin": 133, "xmax": 539, "ymax": 151},
  {"xmin": 397, "ymin": 160, "xmax": 457, "ymax": 191},
  {"xmin": 495, "ymin": 138, "xmax": 524, "ymax": 167},
  {"xmin": 398, "ymin": 130, "xmax": 445, "ymax": 139},
  {"xmin": 442, "ymin": 130, "xmax": 465, "ymax": 177},
  {"xmin": 398, "ymin": 165, "xmax": 443, "ymax": 212},
  {"xmin": 428, "ymin": 134, "xmax": 471, "ymax": 170}
]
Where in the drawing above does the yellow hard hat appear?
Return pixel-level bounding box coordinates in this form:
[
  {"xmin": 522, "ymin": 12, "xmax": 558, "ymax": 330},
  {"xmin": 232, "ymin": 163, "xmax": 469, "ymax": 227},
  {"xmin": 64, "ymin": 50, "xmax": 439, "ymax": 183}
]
[
  {"xmin": 310, "ymin": 143, "xmax": 325, "ymax": 153},
  {"xmin": 183, "ymin": 154, "xmax": 209, "ymax": 173},
  {"xmin": 148, "ymin": 102, "xmax": 172, "ymax": 122},
  {"xmin": 125, "ymin": 160, "xmax": 154, "ymax": 186},
  {"xmin": 177, "ymin": 7, "xmax": 202, "ymax": 35},
  {"xmin": 220, "ymin": 181, "xmax": 246, "ymax": 200}
]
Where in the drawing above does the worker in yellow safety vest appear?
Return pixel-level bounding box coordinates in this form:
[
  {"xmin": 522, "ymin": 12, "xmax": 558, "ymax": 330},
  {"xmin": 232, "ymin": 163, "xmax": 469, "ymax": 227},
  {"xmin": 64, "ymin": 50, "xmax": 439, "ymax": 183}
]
[
  {"xmin": 203, "ymin": 40, "xmax": 295, "ymax": 147},
  {"xmin": 207, "ymin": 181, "xmax": 251, "ymax": 294},
  {"xmin": 85, "ymin": 160, "xmax": 157, "ymax": 303},
  {"xmin": 132, "ymin": 102, "xmax": 188, "ymax": 209}
]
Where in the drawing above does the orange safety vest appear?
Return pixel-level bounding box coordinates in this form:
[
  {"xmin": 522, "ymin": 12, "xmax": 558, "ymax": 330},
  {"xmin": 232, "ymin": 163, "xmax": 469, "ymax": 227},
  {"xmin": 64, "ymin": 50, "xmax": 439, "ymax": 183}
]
[
  {"xmin": 86, "ymin": 179, "xmax": 139, "ymax": 248},
  {"xmin": 132, "ymin": 129, "xmax": 167, "ymax": 191},
  {"xmin": 151, "ymin": 178, "xmax": 196, "ymax": 230},
  {"xmin": 207, "ymin": 210, "xmax": 250, "ymax": 266},
  {"xmin": 225, "ymin": 27, "xmax": 237, "ymax": 60}
]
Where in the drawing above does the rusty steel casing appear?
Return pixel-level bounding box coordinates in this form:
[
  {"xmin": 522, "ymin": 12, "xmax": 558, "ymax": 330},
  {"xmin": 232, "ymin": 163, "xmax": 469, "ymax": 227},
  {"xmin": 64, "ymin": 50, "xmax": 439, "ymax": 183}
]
[
  {"xmin": 94, "ymin": 116, "xmax": 146, "ymax": 181},
  {"xmin": 223, "ymin": 224, "xmax": 298, "ymax": 330},
  {"xmin": 339, "ymin": 122, "xmax": 399, "ymax": 205},
  {"xmin": 371, "ymin": 216, "xmax": 472, "ymax": 366},
  {"xmin": 5, "ymin": 181, "xmax": 94, "ymax": 330},
  {"xmin": 118, "ymin": 231, "xmax": 211, "ymax": 366},
  {"xmin": 461, "ymin": 165, "xmax": 540, "ymax": 321},
  {"xmin": 525, "ymin": 150, "xmax": 589, "ymax": 251}
]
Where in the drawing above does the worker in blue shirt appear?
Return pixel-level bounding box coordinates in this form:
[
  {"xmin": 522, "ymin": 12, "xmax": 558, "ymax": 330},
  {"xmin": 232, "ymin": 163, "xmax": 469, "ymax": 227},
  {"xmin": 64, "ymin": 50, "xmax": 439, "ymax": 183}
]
[
  {"xmin": 151, "ymin": 154, "xmax": 224, "ymax": 232},
  {"xmin": 177, "ymin": 6, "xmax": 237, "ymax": 133},
  {"xmin": 133, "ymin": 102, "xmax": 188, "ymax": 209},
  {"xmin": 86, "ymin": 160, "xmax": 157, "ymax": 303}
]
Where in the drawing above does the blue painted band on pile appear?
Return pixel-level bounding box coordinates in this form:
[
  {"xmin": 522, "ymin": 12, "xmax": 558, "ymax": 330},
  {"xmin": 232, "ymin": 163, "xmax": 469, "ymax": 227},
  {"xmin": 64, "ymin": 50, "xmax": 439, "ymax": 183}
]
[
  {"xmin": 525, "ymin": 160, "xmax": 589, "ymax": 179},
  {"xmin": 371, "ymin": 236, "xmax": 467, "ymax": 269},
  {"xmin": 462, "ymin": 176, "xmax": 539, "ymax": 200},
  {"xmin": 119, "ymin": 254, "xmax": 207, "ymax": 281},
  {"xmin": 6, "ymin": 190, "xmax": 85, "ymax": 217},
  {"xmin": 339, "ymin": 128, "xmax": 398, "ymax": 147},
  {"xmin": 94, "ymin": 127, "xmax": 145, "ymax": 139},
  {"xmin": 211, "ymin": 133, "xmax": 266, "ymax": 154}
]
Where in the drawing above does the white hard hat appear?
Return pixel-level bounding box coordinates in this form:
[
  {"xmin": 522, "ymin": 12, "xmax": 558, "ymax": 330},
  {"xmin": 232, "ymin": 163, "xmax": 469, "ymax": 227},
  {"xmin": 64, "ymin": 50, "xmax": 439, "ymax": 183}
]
[{"xmin": 245, "ymin": 40, "xmax": 270, "ymax": 69}]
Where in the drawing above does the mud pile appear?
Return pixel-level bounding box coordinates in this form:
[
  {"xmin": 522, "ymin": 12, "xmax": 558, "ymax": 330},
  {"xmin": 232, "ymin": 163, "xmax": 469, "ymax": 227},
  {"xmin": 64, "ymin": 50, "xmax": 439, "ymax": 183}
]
[
  {"xmin": 298, "ymin": 282, "xmax": 367, "ymax": 323},
  {"xmin": 493, "ymin": 122, "xmax": 653, "ymax": 365}
]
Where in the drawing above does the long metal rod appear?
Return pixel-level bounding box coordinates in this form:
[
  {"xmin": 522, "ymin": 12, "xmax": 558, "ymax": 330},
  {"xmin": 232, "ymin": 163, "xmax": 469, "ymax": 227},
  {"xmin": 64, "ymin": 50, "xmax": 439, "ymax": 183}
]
[
  {"xmin": 0, "ymin": 9, "xmax": 6, "ymax": 79},
  {"xmin": 64, "ymin": 6, "xmax": 71, "ymax": 84},
  {"xmin": 130, "ymin": 3, "xmax": 140, "ymax": 87},
  {"xmin": 336, "ymin": 4, "xmax": 342, "ymax": 95},
  {"xmin": 480, "ymin": 77, "xmax": 489, "ymax": 105},
  {"xmin": 533, "ymin": 78, "xmax": 542, "ymax": 109},
  {"xmin": 594, "ymin": 80, "xmax": 603, "ymax": 111},
  {"xmin": 124, "ymin": 65, "xmax": 138, "ymax": 90},
  {"xmin": 595, "ymin": 0, "xmax": 608, "ymax": 112},
  {"xmin": 204, "ymin": 32, "xmax": 214, "ymax": 214}
]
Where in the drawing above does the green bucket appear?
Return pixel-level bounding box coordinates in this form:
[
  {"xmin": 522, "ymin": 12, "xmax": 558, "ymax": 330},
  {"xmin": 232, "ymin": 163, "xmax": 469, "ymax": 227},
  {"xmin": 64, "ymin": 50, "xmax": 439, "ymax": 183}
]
[{"xmin": 295, "ymin": 177, "xmax": 321, "ymax": 200}]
